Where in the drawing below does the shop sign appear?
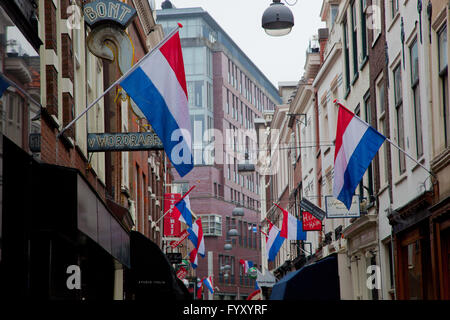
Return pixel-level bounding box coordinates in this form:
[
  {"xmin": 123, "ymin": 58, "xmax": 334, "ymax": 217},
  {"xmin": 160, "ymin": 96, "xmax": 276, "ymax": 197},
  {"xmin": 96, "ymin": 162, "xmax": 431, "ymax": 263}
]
[
  {"xmin": 302, "ymin": 211, "xmax": 322, "ymax": 231},
  {"xmin": 87, "ymin": 132, "xmax": 163, "ymax": 152},
  {"xmin": 170, "ymin": 229, "xmax": 190, "ymax": 249},
  {"xmin": 166, "ymin": 253, "xmax": 182, "ymax": 264},
  {"xmin": 83, "ymin": 0, "xmax": 137, "ymax": 29},
  {"xmin": 164, "ymin": 193, "xmax": 182, "ymax": 237},
  {"xmin": 176, "ymin": 267, "xmax": 187, "ymax": 280},
  {"xmin": 300, "ymin": 198, "xmax": 326, "ymax": 221},
  {"xmin": 325, "ymin": 195, "xmax": 360, "ymax": 218}
]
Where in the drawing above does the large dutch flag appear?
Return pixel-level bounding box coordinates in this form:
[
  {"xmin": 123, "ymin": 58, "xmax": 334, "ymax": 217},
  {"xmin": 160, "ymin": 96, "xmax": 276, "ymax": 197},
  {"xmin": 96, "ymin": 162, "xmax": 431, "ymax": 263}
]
[
  {"xmin": 276, "ymin": 204, "xmax": 307, "ymax": 241},
  {"xmin": 266, "ymin": 222, "xmax": 285, "ymax": 262},
  {"xmin": 333, "ymin": 102, "xmax": 386, "ymax": 210},
  {"xmin": 120, "ymin": 28, "xmax": 193, "ymax": 177},
  {"xmin": 188, "ymin": 218, "xmax": 205, "ymax": 269}
]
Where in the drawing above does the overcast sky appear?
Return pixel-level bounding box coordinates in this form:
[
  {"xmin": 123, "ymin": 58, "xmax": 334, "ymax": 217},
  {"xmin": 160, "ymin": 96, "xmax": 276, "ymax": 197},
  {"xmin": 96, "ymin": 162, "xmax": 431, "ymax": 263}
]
[{"xmin": 154, "ymin": 0, "xmax": 325, "ymax": 88}]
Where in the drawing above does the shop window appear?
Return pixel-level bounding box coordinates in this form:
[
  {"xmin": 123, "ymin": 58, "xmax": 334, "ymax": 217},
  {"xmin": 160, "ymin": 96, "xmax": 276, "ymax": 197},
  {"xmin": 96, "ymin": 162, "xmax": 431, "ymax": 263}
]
[
  {"xmin": 410, "ymin": 38, "xmax": 423, "ymax": 158},
  {"xmin": 438, "ymin": 25, "xmax": 449, "ymax": 147},
  {"xmin": 393, "ymin": 64, "xmax": 406, "ymax": 174}
]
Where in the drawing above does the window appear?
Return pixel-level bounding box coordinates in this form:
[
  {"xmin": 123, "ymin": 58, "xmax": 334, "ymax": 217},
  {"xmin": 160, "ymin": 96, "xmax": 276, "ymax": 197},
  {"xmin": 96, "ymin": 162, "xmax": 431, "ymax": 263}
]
[
  {"xmin": 187, "ymin": 81, "xmax": 204, "ymax": 108},
  {"xmin": 201, "ymin": 214, "xmax": 222, "ymax": 236},
  {"xmin": 391, "ymin": 0, "xmax": 399, "ymax": 18},
  {"xmin": 330, "ymin": 5, "xmax": 339, "ymax": 27},
  {"xmin": 360, "ymin": 0, "xmax": 368, "ymax": 60},
  {"xmin": 207, "ymin": 82, "xmax": 213, "ymax": 111},
  {"xmin": 351, "ymin": 2, "xmax": 359, "ymax": 77},
  {"xmin": 343, "ymin": 19, "xmax": 351, "ymax": 92},
  {"xmin": 228, "ymin": 59, "xmax": 231, "ymax": 84},
  {"xmin": 394, "ymin": 64, "xmax": 406, "ymax": 174},
  {"xmin": 438, "ymin": 26, "xmax": 449, "ymax": 147},
  {"xmin": 410, "ymin": 39, "xmax": 423, "ymax": 157},
  {"xmin": 364, "ymin": 94, "xmax": 374, "ymax": 199},
  {"xmin": 226, "ymin": 90, "xmax": 230, "ymax": 114},
  {"xmin": 377, "ymin": 79, "xmax": 389, "ymax": 184}
]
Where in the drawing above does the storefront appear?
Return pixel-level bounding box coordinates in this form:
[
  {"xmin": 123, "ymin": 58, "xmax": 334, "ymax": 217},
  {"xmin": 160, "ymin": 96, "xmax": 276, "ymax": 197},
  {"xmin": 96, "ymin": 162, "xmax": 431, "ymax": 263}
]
[
  {"xmin": 389, "ymin": 191, "xmax": 435, "ymax": 300},
  {"xmin": 1, "ymin": 135, "xmax": 130, "ymax": 299},
  {"xmin": 429, "ymin": 196, "xmax": 450, "ymax": 299}
]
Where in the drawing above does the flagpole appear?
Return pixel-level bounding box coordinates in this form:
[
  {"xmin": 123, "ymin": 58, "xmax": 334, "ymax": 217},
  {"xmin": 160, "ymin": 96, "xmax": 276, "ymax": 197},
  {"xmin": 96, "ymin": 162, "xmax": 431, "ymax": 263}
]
[
  {"xmin": 1, "ymin": 73, "xmax": 42, "ymax": 108},
  {"xmin": 385, "ymin": 137, "xmax": 436, "ymax": 178},
  {"xmin": 273, "ymin": 203, "xmax": 285, "ymax": 212},
  {"xmin": 154, "ymin": 185, "xmax": 196, "ymax": 225},
  {"xmin": 334, "ymin": 100, "xmax": 436, "ymax": 179},
  {"xmin": 57, "ymin": 25, "xmax": 181, "ymax": 139}
]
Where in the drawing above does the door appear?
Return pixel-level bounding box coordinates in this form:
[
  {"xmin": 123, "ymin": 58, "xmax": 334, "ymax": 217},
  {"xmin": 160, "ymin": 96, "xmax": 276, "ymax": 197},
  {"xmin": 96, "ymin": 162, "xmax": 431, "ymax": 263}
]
[{"xmin": 441, "ymin": 227, "xmax": 450, "ymax": 299}]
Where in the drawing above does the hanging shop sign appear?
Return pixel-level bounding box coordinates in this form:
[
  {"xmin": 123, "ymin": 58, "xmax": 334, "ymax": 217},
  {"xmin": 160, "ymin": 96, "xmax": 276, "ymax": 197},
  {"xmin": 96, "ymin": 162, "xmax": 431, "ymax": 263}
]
[
  {"xmin": 169, "ymin": 229, "xmax": 190, "ymax": 249},
  {"xmin": 83, "ymin": 0, "xmax": 137, "ymax": 29},
  {"xmin": 176, "ymin": 267, "xmax": 188, "ymax": 280},
  {"xmin": 164, "ymin": 193, "xmax": 182, "ymax": 237},
  {"xmin": 325, "ymin": 195, "xmax": 360, "ymax": 219},
  {"xmin": 300, "ymin": 198, "xmax": 326, "ymax": 221},
  {"xmin": 166, "ymin": 253, "xmax": 182, "ymax": 264},
  {"xmin": 87, "ymin": 132, "xmax": 163, "ymax": 152},
  {"xmin": 302, "ymin": 211, "xmax": 322, "ymax": 231}
]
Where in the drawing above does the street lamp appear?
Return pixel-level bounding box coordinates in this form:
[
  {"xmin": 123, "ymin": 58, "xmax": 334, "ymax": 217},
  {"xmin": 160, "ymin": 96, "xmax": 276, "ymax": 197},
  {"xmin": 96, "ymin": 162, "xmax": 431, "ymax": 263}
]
[
  {"xmin": 227, "ymin": 229, "xmax": 240, "ymax": 237},
  {"xmin": 232, "ymin": 207, "xmax": 245, "ymax": 217},
  {"xmin": 262, "ymin": 0, "xmax": 295, "ymax": 37}
]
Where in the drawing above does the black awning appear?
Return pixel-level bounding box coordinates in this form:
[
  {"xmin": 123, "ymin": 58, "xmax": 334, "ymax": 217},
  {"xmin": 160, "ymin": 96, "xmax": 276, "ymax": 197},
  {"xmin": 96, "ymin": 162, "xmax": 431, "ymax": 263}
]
[
  {"xmin": 127, "ymin": 231, "xmax": 191, "ymax": 300},
  {"xmin": 270, "ymin": 254, "xmax": 340, "ymax": 300},
  {"xmin": 31, "ymin": 162, "xmax": 130, "ymax": 267}
]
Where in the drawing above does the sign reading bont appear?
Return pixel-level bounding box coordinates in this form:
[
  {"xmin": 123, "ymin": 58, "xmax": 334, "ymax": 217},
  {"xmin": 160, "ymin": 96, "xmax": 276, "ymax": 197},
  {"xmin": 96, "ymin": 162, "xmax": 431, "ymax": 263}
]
[
  {"xmin": 83, "ymin": 0, "xmax": 137, "ymax": 29},
  {"xmin": 325, "ymin": 195, "xmax": 360, "ymax": 218}
]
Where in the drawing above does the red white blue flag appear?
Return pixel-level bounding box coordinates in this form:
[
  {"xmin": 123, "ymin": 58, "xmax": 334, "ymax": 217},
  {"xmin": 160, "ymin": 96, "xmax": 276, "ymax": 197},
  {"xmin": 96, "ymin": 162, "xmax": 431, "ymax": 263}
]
[
  {"xmin": 239, "ymin": 259, "xmax": 254, "ymax": 274},
  {"xmin": 173, "ymin": 195, "xmax": 193, "ymax": 228},
  {"xmin": 202, "ymin": 276, "xmax": 214, "ymax": 294},
  {"xmin": 266, "ymin": 222, "xmax": 284, "ymax": 262},
  {"xmin": 275, "ymin": 204, "xmax": 306, "ymax": 241},
  {"xmin": 333, "ymin": 102, "xmax": 385, "ymax": 209},
  {"xmin": 188, "ymin": 218, "xmax": 205, "ymax": 269},
  {"xmin": 120, "ymin": 28, "xmax": 193, "ymax": 177}
]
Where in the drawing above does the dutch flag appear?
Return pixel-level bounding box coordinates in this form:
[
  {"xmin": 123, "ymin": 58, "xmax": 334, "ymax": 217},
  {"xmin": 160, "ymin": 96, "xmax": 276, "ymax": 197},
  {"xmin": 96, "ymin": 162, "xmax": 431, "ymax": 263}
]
[
  {"xmin": 202, "ymin": 276, "xmax": 214, "ymax": 294},
  {"xmin": 239, "ymin": 259, "xmax": 254, "ymax": 274},
  {"xmin": 188, "ymin": 218, "xmax": 205, "ymax": 269},
  {"xmin": 333, "ymin": 102, "xmax": 386, "ymax": 209},
  {"xmin": 120, "ymin": 27, "xmax": 193, "ymax": 177},
  {"xmin": 266, "ymin": 222, "xmax": 285, "ymax": 262},
  {"xmin": 276, "ymin": 204, "xmax": 307, "ymax": 241},
  {"xmin": 174, "ymin": 195, "xmax": 193, "ymax": 228}
]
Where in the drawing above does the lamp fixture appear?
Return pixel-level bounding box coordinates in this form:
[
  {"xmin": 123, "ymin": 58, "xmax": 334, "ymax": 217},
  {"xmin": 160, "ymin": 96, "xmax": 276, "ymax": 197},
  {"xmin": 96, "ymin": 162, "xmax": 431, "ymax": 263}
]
[
  {"xmin": 227, "ymin": 229, "xmax": 240, "ymax": 237},
  {"xmin": 262, "ymin": 0, "xmax": 296, "ymax": 37}
]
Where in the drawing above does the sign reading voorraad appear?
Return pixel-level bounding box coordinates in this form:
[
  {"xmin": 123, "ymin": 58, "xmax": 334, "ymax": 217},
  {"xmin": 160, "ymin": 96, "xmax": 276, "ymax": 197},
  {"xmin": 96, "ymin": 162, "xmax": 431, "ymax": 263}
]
[
  {"xmin": 300, "ymin": 198, "xmax": 326, "ymax": 221},
  {"xmin": 87, "ymin": 132, "xmax": 163, "ymax": 152},
  {"xmin": 166, "ymin": 253, "xmax": 182, "ymax": 264},
  {"xmin": 325, "ymin": 195, "xmax": 360, "ymax": 218},
  {"xmin": 83, "ymin": 0, "xmax": 137, "ymax": 29}
]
